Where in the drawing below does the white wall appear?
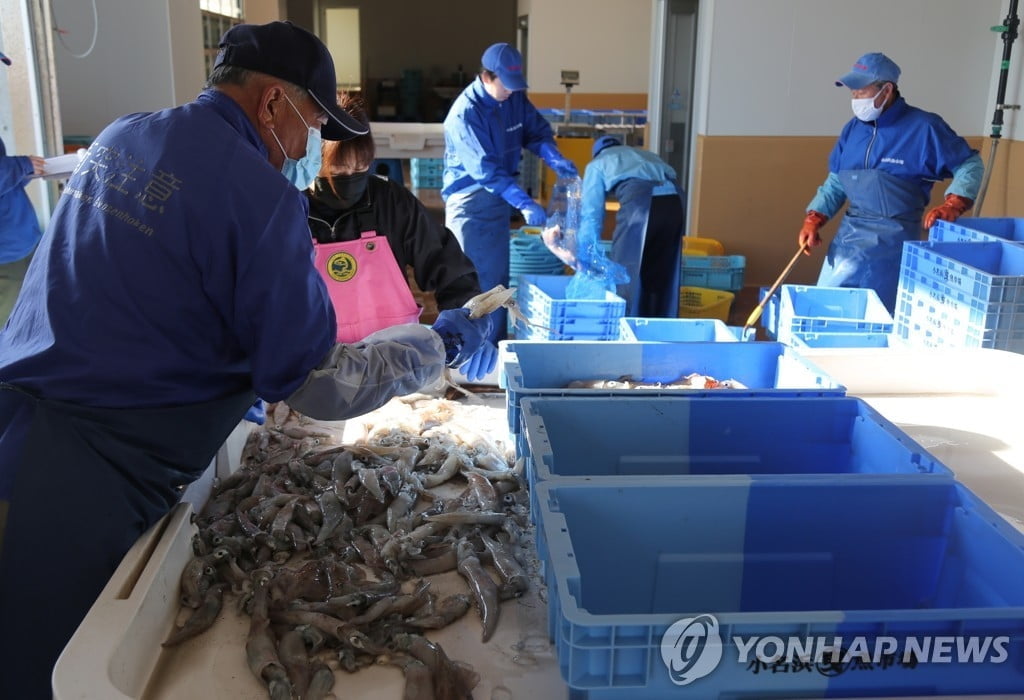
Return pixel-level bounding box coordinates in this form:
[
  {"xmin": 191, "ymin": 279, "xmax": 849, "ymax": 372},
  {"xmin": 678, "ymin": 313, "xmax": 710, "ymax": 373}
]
[
  {"xmin": 523, "ymin": 0, "xmax": 651, "ymax": 93},
  {"xmin": 695, "ymin": 0, "xmax": 1005, "ymax": 137},
  {"xmin": 54, "ymin": 0, "xmax": 204, "ymax": 138}
]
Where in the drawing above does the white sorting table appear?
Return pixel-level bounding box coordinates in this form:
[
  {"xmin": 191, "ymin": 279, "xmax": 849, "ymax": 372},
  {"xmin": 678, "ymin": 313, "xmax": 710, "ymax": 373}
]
[{"xmin": 53, "ymin": 348, "xmax": 1024, "ymax": 700}]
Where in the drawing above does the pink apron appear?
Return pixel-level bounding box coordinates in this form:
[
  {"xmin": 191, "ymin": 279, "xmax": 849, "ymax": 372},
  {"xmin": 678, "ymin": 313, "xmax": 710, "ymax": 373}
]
[{"xmin": 313, "ymin": 229, "xmax": 422, "ymax": 343}]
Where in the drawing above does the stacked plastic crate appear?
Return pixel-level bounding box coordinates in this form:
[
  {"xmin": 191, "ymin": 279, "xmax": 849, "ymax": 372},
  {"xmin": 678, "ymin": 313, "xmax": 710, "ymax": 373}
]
[
  {"xmin": 409, "ymin": 157, "xmax": 443, "ymax": 190},
  {"xmin": 774, "ymin": 284, "xmax": 897, "ymax": 348},
  {"xmin": 512, "ymin": 274, "xmax": 625, "ymax": 341},
  {"xmin": 498, "ymin": 334, "xmax": 1024, "ymax": 698},
  {"xmin": 679, "ymin": 236, "xmax": 745, "ymax": 322},
  {"xmin": 894, "ymin": 218, "xmax": 1024, "ymax": 352}
]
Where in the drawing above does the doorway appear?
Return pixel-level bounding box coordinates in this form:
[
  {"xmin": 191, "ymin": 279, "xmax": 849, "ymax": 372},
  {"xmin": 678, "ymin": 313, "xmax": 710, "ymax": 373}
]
[{"xmin": 658, "ymin": 0, "xmax": 698, "ymax": 197}]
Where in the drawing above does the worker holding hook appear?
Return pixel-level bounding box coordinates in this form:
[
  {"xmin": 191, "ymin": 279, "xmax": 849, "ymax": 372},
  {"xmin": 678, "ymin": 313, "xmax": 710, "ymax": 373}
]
[{"xmin": 797, "ymin": 52, "xmax": 984, "ymax": 314}]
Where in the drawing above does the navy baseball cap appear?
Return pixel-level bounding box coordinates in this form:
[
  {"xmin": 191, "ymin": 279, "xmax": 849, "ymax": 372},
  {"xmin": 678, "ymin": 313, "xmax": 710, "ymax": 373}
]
[
  {"xmin": 214, "ymin": 21, "xmax": 368, "ymax": 141},
  {"xmin": 592, "ymin": 135, "xmax": 622, "ymax": 158},
  {"xmin": 482, "ymin": 43, "xmax": 527, "ymax": 91},
  {"xmin": 835, "ymin": 52, "xmax": 901, "ymax": 89}
]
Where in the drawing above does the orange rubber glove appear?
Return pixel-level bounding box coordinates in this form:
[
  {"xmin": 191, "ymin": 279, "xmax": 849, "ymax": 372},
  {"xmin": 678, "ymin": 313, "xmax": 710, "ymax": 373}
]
[
  {"xmin": 798, "ymin": 211, "xmax": 829, "ymax": 255},
  {"xmin": 924, "ymin": 194, "xmax": 973, "ymax": 230}
]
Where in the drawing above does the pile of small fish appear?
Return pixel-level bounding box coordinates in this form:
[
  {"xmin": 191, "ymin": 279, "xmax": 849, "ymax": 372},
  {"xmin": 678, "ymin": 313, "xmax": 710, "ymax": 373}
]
[
  {"xmin": 166, "ymin": 395, "xmax": 528, "ymax": 700},
  {"xmin": 567, "ymin": 373, "xmax": 748, "ymax": 390}
]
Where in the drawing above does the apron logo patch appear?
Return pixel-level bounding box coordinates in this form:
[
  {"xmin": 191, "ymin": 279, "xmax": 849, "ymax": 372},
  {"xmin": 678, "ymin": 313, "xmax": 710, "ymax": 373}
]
[{"xmin": 326, "ymin": 252, "xmax": 357, "ymax": 282}]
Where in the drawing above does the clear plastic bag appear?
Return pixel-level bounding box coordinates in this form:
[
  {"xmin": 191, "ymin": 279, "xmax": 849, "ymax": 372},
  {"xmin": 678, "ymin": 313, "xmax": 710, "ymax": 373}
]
[{"xmin": 542, "ymin": 175, "xmax": 629, "ymax": 299}]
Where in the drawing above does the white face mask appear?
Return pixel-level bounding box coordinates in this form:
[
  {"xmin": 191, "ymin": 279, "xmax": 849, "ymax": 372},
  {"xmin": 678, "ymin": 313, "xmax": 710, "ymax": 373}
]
[{"xmin": 851, "ymin": 86, "xmax": 888, "ymax": 122}]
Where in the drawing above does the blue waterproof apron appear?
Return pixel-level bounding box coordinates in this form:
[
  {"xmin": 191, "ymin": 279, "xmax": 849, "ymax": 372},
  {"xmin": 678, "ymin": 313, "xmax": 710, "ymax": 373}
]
[
  {"xmin": 0, "ymin": 383, "xmax": 254, "ymax": 700},
  {"xmin": 817, "ymin": 169, "xmax": 926, "ymax": 313},
  {"xmin": 445, "ymin": 187, "xmax": 511, "ymax": 343},
  {"xmin": 611, "ymin": 179, "xmax": 684, "ymax": 318}
]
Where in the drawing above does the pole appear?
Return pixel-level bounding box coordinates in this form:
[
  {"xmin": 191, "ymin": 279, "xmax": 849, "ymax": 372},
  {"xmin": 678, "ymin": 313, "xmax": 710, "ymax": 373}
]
[{"xmin": 975, "ymin": 0, "xmax": 1020, "ymax": 216}]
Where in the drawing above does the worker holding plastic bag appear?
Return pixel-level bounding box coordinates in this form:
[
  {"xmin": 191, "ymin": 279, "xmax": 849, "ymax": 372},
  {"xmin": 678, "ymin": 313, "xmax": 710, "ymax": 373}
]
[
  {"xmin": 548, "ymin": 136, "xmax": 684, "ymax": 316},
  {"xmin": 442, "ymin": 42, "xmax": 578, "ymax": 341},
  {"xmin": 542, "ymin": 174, "xmax": 629, "ymax": 300}
]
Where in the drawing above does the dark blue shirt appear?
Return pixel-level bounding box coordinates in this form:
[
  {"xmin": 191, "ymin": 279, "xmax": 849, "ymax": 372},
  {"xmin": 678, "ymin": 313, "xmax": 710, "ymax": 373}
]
[{"xmin": 0, "ymin": 89, "xmax": 335, "ymax": 407}]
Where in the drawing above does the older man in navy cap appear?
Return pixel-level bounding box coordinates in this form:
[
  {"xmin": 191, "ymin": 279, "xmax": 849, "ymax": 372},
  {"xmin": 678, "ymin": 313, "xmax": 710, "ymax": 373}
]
[
  {"xmin": 796, "ymin": 52, "xmax": 984, "ymax": 313},
  {"xmin": 0, "ymin": 21, "xmax": 454, "ymax": 699},
  {"xmin": 442, "ymin": 42, "xmax": 578, "ymax": 342}
]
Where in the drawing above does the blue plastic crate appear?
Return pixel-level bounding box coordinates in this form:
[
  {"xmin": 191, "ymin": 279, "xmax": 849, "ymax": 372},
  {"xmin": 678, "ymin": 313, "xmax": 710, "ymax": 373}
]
[
  {"xmin": 537, "ymin": 478, "xmax": 1024, "ymax": 698},
  {"xmin": 517, "ymin": 274, "xmax": 626, "ymax": 320},
  {"xmin": 787, "ymin": 330, "xmax": 898, "ymax": 348},
  {"xmin": 899, "ymin": 239, "xmax": 1024, "ymax": 304},
  {"xmin": 569, "ymin": 109, "xmax": 596, "ymax": 125},
  {"xmin": 520, "ymin": 395, "xmax": 952, "ymax": 527},
  {"xmin": 512, "ymin": 315, "xmax": 620, "ymax": 341},
  {"xmin": 523, "ymin": 395, "xmax": 949, "ymax": 481},
  {"xmin": 777, "ymin": 285, "xmax": 894, "ymax": 343},
  {"xmin": 930, "ymin": 217, "xmax": 1024, "ymax": 244},
  {"xmin": 894, "ymin": 287, "xmax": 1024, "ymax": 353},
  {"xmin": 680, "ymin": 254, "xmax": 746, "ymax": 291},
  {"xmin": 618, "ymin": 317, "xmax": 741, "ymax": 342},
  {"xmin": 758, "ymin": 286, "xmax": 779, "ymax": 339},
  {"xmin": 502, "ymin": 341, "xmax": 845, "ymax": 442},
  {"xmin": 409, "ymin": 157, "xmax": 442, "ymax": 173}
]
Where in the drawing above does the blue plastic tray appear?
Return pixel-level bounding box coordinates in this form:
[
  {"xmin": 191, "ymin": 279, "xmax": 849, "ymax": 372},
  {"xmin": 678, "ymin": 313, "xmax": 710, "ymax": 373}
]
[
  {"xmin": 618, "ymin": 317, "xmax": 741, "ymax": 342},
  {"xmin": 900, "ymin": 240, "xmax": 1024, "ymax": 303},
  {"xmin": 522, "ymin": 395, "xmax": 951, "ymax": 483},
  {"xmin": 537, "ymin": 478, "xmax": 1024, "ymax": 698},
  {"xmin": 778, "ymin": 285, "xmax": 894, "ymax": 343},
  {"xmin": 518, "ymin": 274, "xmax": 627, "ymax": 320},
  {"xmin": 788, "ymin": 331, "xmax": 898, "ymax": 348},
  {"xmin": 501, "ymin": 341, "xmax": 846, "ymax": 443},
  {"xmin": 930, "ymin": 217, "xmax": 1024, "ymax": 245}
]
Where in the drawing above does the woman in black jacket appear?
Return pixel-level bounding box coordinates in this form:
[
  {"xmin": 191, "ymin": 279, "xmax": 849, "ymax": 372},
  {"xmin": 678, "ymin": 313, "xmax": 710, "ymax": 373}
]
[{"xmin": 305, "ymin": 94, "xmax": 496, "ymax": 381}]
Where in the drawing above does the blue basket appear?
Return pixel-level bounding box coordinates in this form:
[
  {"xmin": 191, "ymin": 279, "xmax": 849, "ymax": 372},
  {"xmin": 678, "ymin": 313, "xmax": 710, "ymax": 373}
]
[
  {"xmin": 517, "ymin": 274, "xmax": 626, "ymax": 320},
  {"xmin": 537, "ymin": 478, "xmax": 1024, "ymax": 698},
  {"xmin": 899, "ymin": 239, "xmax": 1024, "ymax": 303},
  {"xmin": 501, "ymin": 341, "xmax": 845, "ymax": 443},
  {"xmin": 894, "ymin": 277, "xmax": 1024, "ymax": 352},
  {"xmin": 512, "ymin": 315, "xmax": 621, "ymax": 342},
  {"xmin": 777, "ymin": 285, "xmax": 894, "ymax": 344},
  {"xmin": 521, "ymin": 395, "xmax": 952, "ymax": 528},
  {"xmin": 930, "ymin": 217, "xmax": 1024, "ymax": 245},
  {"xmin": 618, "ymin": 317, "xmax": 741, "ymax": 342},
  {"xmin": 680, "ymin": 254, "xmax": 746, "ymax": 291}
]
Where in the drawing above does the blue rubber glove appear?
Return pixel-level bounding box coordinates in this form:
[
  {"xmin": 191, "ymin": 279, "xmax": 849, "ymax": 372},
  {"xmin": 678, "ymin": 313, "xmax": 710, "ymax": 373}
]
[
  {"xmin": 462, "ymin": 341, "xmax": 498, "ymax": 382},
  {"xmin": 502, "ymin": 185, "xmax": 547, "ymax": 227},
  {"xmin": 540, "ymin": 142, "xmax": 578, "ymax": 178},
  {"xmin": 520, "ymin": 201, "xmax": 547, "ymax": 226},
  {"xmin": 244, "ymin": 398, "xmax": 266, "ymax": 425},
  {"xmin": 431, "ymin": 308, "xmax": 493, "ymax": 368}
]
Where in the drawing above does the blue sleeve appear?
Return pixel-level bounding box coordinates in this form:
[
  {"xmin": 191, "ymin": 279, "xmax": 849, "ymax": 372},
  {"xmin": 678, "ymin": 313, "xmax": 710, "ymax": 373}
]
[
  {"xmin": 230, "ymin": 194, "xmax": 336, "ymax": 402},
  {"xmin": 578, "ymin": 160, "xmax": 607, "ymax": 245},
  {"xmin": 446, "ymin": 105, "xmax": 522, "ymax": 201},
  {"xmin": 946, "ymin": 152, "xmax": 983, "ymax": 200},
  {"xmin": 521, "ymin": 99, "xmax": 556, "ymax": 155},
  {"xmin": 0, "ymin": 155, "xmax": 32, "ymax": 197},
  {"xmin": 807, "ymin": 172, "xmax": 847, "ymax": 218}
]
